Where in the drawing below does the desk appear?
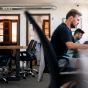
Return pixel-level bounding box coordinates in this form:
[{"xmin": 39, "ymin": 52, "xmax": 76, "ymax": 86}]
[
  {"xmin": 0, "ymin": 45, "xmax": 27, "ymax": 80},
  {"xmin": 0, "ymin": 46, "xmax": 27, "ymax": 49}
]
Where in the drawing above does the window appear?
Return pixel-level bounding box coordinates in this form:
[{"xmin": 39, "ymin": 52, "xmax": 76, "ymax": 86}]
[
  {"xmin": 12, "ymin": 22, "xmax": 17, "ymax": 42},
  {"xmin": 26, "ymin": 14, "xmax": 50, "ymax": 44},
  {"xmin": 0, "ymin": 22, "xmax": 3, "ymax": 42},
  {"xmin": 43, "ymin": 20, "xmax": 50, "ymax": 38},
  {"xmin": 0, "ymin": 15, "xmax": 20, "ymax": 45}
]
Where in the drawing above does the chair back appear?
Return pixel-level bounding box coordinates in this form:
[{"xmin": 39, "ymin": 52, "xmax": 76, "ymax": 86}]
[
  {"xmin": 25, "ymin": 11, "xmax": 60, "ymax": 88},
  {"xmin": 27, "ymin": 40, "xmax": 37, "ymax": 58},
  {"xmin": 0, "ymin": 55, "xmax": 11, "ymax": 67}
]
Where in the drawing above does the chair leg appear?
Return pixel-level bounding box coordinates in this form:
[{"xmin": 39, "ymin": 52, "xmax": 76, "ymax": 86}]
[
  {"xmin": 20, "ymin": 72, "xmax": 26, "ymax": 79},
  {"xmin": 0, "ymin": 76, "xmax": 8, "ymax": 84},
  {"xmin": 24, "ymin": 60, "xmax": 38, "ymax": 77},
  {"xmin": 32, "ymin": 68, "xmax": 38, "ymax": 73},
  {"xmin": 28, "ymin": 59, "xmax": 38, "ymax": 77},
  {"xmin": 20, "ymin": 59, "xmax": 38, "ymax": 78},
  {"xmin": 2, "ymin": 77, "xmax": 8, "ymax": 83},
  {"xmin": 29, "ymin": 70, "xmax": 35, "ymax": 77},
  {"xmin": 20, "ymin": 61, "xmax": 27, "ymax": 79}
]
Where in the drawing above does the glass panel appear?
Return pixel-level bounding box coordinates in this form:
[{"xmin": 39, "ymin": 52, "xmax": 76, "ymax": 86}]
[
  {"xmin": 45, "ymin": 22, "xmax": 49, "ymax": 28},
  {"xmin": 43, "ymin": 20, "xmax": 50, "ymax": 38},
  {"xmin": 0, "ymin": 22, "xmax": 3, "ymax": 36},
  {"xmin": 12, "ymin": 22, "xmax": 17, "ymax": 42},
  {"xmin": 0, "ymin": 36, "xmax": 3, "ymax": 42},
  {"xmin": 45, "ymin": 28, "xmax": 49, "ymax": 35},
  {"xmin": 0, "ymin": 22, "xmax": 3, "ymax": 28},
  {"xmin": 0, "ymin": 29, "xmax": 3, "ymax": 35}
]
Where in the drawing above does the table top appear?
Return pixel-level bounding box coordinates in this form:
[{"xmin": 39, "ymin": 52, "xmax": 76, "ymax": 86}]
[{"xmin": 0, "ymin": 45, "xmax": 27, "ymax": 49}]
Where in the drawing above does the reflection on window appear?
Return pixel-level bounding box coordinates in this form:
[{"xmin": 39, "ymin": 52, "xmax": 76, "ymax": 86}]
[
  {"xmin": 0, "ymin": 22, "xmax": 3, "ymax": 42},
  {"xmin": 0, "ymin": 36, "xmax": 3, "ymax": 42},
  {"xmin": 43, "ymin": 20, "xmax": 50, "ymax": 38},
  {"xmin": 12, "ymin": 22, "xmax": 17, "ymax": 42},
  {"xmin": 0, "ymin": 29, "xmax": 3, "ymax": 35}
]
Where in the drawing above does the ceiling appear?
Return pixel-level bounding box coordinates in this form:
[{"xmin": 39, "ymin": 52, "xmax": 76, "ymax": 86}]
[
  {"xmin": 0, "ymin": 0, "xmax": 88, "ymax": 6},
  {"xmin": 0, "ymin": 0, "xmax": 87, "ymax": 10}
]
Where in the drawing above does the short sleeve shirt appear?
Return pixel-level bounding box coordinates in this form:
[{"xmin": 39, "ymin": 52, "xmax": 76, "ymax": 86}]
[{"xmin": 51, "ymin": 23, "xmax": 73, "ymax": 57}]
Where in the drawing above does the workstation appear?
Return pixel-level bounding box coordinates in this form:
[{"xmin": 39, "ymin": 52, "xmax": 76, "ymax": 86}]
[
  {"xmin": 0, "ymin": 45, "xmax": 27, "ymax": 81},
  {"xmin": 0, "ymin": 0, "xmax": 88, "ymax": 88}
]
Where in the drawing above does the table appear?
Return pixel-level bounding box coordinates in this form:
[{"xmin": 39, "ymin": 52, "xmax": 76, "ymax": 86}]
[
  {"xmin": 0, "ymin": 45, "xmax": 27, "ymax": 80},
  {"xmin": 0, "ymin": 45, "xmax": 27, "ymax": 49},
  {"xmin": 59, "ymin": 71, "xmax": 88, "ymax": 86}
]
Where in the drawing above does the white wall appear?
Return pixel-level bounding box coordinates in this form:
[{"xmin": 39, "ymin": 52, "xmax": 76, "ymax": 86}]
[{"xmin": 0, "ymin": 4, "xmax": 88, "ymax": 44}]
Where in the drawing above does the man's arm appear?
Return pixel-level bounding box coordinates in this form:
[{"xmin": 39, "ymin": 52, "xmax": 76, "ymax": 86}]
[{"xmin": 66, "ymin": 41, "xmax": 88, "ymax": 49}]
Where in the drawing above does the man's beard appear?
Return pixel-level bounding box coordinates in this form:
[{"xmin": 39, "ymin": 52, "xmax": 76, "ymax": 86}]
[{"xmin": 70, "ymin": 23, "xmax": 76, "ymax": 28}]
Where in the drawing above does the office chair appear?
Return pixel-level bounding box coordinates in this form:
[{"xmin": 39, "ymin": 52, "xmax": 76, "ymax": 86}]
[
  {"xmin": 25, "ymin": 11, "xmax": 86, "ymax": 88},
  {"xmin": 0, "ymin": 53, "xmax": 12, "ymax": 83},
  {"xmin": 20, "ymin": 40, "xmax": 38, "ymax": 79},
  {"xmin": 0, "ymin": 42, "xmax": 17, "ymax": 83}
]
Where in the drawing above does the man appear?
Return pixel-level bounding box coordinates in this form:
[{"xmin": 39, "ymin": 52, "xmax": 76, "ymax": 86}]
[
  {"xmin": 51, "ymin": 9, "xmax": 88, "ymax": 61},
  {"xmin": 67, "ymin": 28, "xmax": 84, "ymax": 58},
  {"xmin": 73, "ymin": 28, "xmax": 84, "ymax": 43},
  {"xmin": 50, "ymin": 9, "xmax": 88, "ymax": 88}
]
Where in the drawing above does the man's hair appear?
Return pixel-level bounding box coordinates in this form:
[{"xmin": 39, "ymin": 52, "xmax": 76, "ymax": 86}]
[
  {"xmin": 66, "ymin": 9, "xmax": 82, "ymax": 19},
  {"xmin": 74, "ymin": 28, "xmax": 84, "ymax": 35}
]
